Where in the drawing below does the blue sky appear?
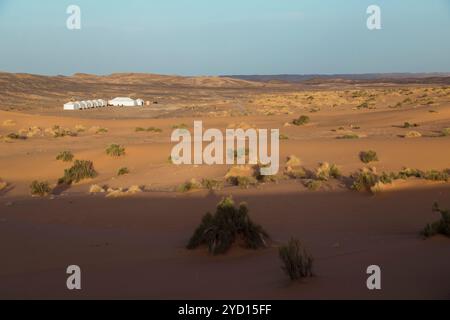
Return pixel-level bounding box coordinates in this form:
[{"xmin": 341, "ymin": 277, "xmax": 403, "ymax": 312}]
[{"xmin": 0, "ymin": 0, "xmax": 449, "ymax": 75}]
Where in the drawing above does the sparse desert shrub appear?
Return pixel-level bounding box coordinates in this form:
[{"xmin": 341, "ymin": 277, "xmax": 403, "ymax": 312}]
[
  {"xmin": 286, "ymin": 167, "xmax": 307, "ymax": 179},
  {"xmin": 7, "ymin": 133, "xmax": 26, "ymax": 140},
  {"xmin": 117, "ymin": 167, "xmax": 130, "ymax": 176},
  {"xmin": 398, "ymin": 167, "xmax": 423, "ymax": 179},
  {"xmin": 357, "ymin": 102, "xmax": 369, "ymax": 109},
  {"xmin": 135, "ymin": 127, "xmax": 162, "ymax": 133},
  {"xmin": 47, "ymin": 126, "xmax": 77, "ymax": 138},
  {"xmin": 201, "ymin": 178, "xmax": 222, "ymax": 191},
  {"xmin": 0, "ymin": 179, "xmax": 8, "ymax": 192},
  {"xmin": 441, "ymin": 128, "xmax": 450, "ymax": 136},
  {"xmin": 422, "ymin": 203, "xmax": 450, "ymax": 238},
  {"xmin": 359, "ymin": 150, "xmax": 378, "ymax": 164},
  {"xmin": 89, "ymin": 184, "xmax": 106, "ymax": 194},
  {"xmin": 279, "ymin": 134, "xmax": 289, "ymax": 140},
  {"xmin": 292, "ymin": 115, "xmax": 309, "ymax": 126},
  {"xmin": 225, "ymin": 165, "xmax": 258, "ymax": 188},
  {"xmin": 315, "ymin": 162, "xmax": 341, "ymax": 181},
  {"xmin": 172, "ymin": 123, "xmax": 189, "ymax": 130},
  {"xmin": 304, "ymin": 179, "xmax": 322, "ymax": 191},
  {"xmin": 227, "ymin": 176, "xmax": 258, "ymax": 188},
  {"xmin": 30, "ymin": 181, "xmax": 51, "ymax": 197},
  {"xmin": 56, "ymin": 151, "xmax": 74, "ymax": 162},
  {"xmin": 59, "ymin": 160, "xmax": 97, "ymax": 185},
  {"xmin": 97, "ymin": 128, "xmax": 108, "ymax": 134},
  {"xmin": 351, "ymin": 168, "xmax": 379, "ymax": 192},
  {"xmin": 336, "ymin": 133, "xmax": 359, "ymax": 140},
  {"xmin": 292, "ymin": 115, "xmax": 310, "ymax": 126},
  {"xmin": 279, "ymin": 238, "xmax": 313, "ymax": 281},
  {"xmin": 187, "ymin": 197, "xmax": 270, "ymax": 255},
  {"xmin": 422, "ymin": 170, "xmax": 448, "ymax": 182},
  {"xmin": 397, "ymin": 168, "xmax": 448, "ymax": 182},
  {"xmin": 106, "ymin": 144, "xmax": 126, "ymax": 157},
  {"xmin": 178, "ymin": 179, "xmax": 201, "ymax": 192},
  {"xmin": 404, "ymin": 131, "xmax": 422, "ymax": 138},
  {"xmin": 402, "ymin": 122, "xmax": 419, "ymax": 129},
  {"xmin": 285, "ymin": 156, "xmax": 305, "ymax": 179}
]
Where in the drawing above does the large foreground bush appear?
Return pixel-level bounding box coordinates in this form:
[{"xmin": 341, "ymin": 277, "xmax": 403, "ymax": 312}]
[{"xmin": 187, "ymin": 197, "xmax": 270, "ymax": 255}]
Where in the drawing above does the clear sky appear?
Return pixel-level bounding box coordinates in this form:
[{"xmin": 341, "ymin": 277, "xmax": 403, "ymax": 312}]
[{"xmin": 0, "ymin": 0, "xmax": 449, "ymax": 76}]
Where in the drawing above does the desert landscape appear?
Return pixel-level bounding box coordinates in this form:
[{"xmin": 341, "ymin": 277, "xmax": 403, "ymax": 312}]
[{"xmin": 0, "ymin": 72, "xmax": 449, "ymax": 299}]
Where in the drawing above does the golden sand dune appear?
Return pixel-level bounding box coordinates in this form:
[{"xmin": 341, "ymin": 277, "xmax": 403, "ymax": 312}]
[{"xmin": 0, "ymin": 73, "xmax": 449, "ymax": 299}]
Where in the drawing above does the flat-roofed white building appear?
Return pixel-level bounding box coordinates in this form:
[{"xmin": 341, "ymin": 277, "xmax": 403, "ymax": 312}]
[
  {"xmin": 63, "ymin": 102, "xmax": 81, "ymax": 110},
  {"xmin": 109, "ymin": 97, "xmax": 142, "ymax": 107}
]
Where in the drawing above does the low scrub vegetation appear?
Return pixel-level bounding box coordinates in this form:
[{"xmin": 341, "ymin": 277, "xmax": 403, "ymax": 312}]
[
  {"xmin": 46, "ymin": 126, "xmax": 77, "ymax": 138},
  {"xmin": 59, "ymin": 160, "xmax": 97, "ymax": 185},
  {"xmin": 441, "ymin": 128, "xmax": 450, "ymax": 137},
  {"xmin": 117, "ymin": 167, "xmax": 130, "ymax": 176},
  {"xmin": 7, "ymin": 133, "xmax": 27, "ymax": 140},
  {"xmin": 292, "ymin": 115, "xmax": 310, "ymax": 126},
  {"xmin": 56, "ymin": 151, "xmax": 74, "ymax": 162},
  {"xmin": 178, "ymin": 179, "xmax": 201, "ymax": 192},
  {"xmin": 187, "ymin": 197, "xmax": 270, "ymax": 255},
  {"xmin": 30, "ymin": 181, "xmax": 51, "ymax": 197},
  {"xmin": 279, "ymin": 238, "xmax": 314, "ymax": 281},
  {"xmin": 201, "ymin": 178, "xmax": 222, "ymax": 191},
  {"xmin": 351, "ymin": 168, "xmax": 395, "ymax": 193},
  {"xmin": 315, "ymin": 162, "xmax": 341, "ymax": 181},
  {"xmin": 172, "ymin": 123, "xmax": 189, "ymax": 130},
  {"xmin": 135, "ymin": 127, "xmax": 163, "ymax": 133},
  {"xmin": 422, "ymin": 203, "xmax": 450, "ymax": 238},
  {"xmin": 402, "ymin": 122, "xmax": 419, "ymax": 128},
  {"xmin": 304, "ymin": 179, "xmax": 322, "ymax": 191},
  {"xmin": 359, "ymin": 150, "xmax": 378, "ymax": 164},
  {"xmin": 106, "ymin": 144, "xmax": 126, "ymax": 157},
  {"xmin": 336, "ymin": 133, "xmax": 359, "ymax": 139}
]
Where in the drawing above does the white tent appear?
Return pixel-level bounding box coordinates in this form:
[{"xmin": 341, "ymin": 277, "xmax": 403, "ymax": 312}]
[
  {"xmin": 109, "ymin": 97, "xmax": 140, "ymax": 107},
  {"xmin": 136, "ymin": 99, "xmax": 144, "ymax": 106},
  {"xmin": 92, "ymin": 100, "xmax": 99, "ymax": 108},
  {"xmin": 63, "ymin": 102, "xmax": 80, "ymax": 110},
  {"xmin": 97, "ymin": 99, "xmax": 106, "ymax": 107},
  {"xmin": 79, "ymin": 101, "xmax": 88, "ymax": 109},
  {"xmin": 86, "ymin": 100, "xmax": 94, "ymax": 108}
]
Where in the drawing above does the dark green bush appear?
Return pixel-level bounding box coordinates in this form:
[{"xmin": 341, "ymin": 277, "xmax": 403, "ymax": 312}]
[
  {"xmin": 59, "ymin": 160, "xmax": 97, "ymax": 185},
  {"xmin": 30, "ymin": 181, "xmax": 51, "ymax": 197},
  {"xmin": 422, "ymin": 203, "xmax": 450, "ymax": 238},
  {"xmin": 106, "ymin": 144, "xmax": 125, "ymax": 157},
  {"xmin": 359, "ymin": 150, "xmax": 378, "ymax": 164},
  {"xmin": 56, "ymin": 151, "xmax": 74, "ymax": 162},
  {"xmin": 187, "ymin": 197, "xmax": 270, "ymax": 255},
  {"xmin": 117, "ymin": 167, "xmax": 130, "ymax": 176},
  {"xmin": 292, "ymin": 115, "xmax": 310, "ymax": 126}
]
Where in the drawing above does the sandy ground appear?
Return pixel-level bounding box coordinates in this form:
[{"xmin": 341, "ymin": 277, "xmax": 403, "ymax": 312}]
[{"xmin": 0, "ymin": 75, "xmax": 449, "ymax": 299}]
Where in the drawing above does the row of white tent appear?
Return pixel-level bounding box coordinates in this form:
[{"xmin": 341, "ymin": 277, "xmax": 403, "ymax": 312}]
[
  {"xmin": 64, "ymin": 97, "xmax": 145, "ymax": 110},
  {"xmin": 64, "ymin": 99, "xmax": 108, "ymax": 110}
]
